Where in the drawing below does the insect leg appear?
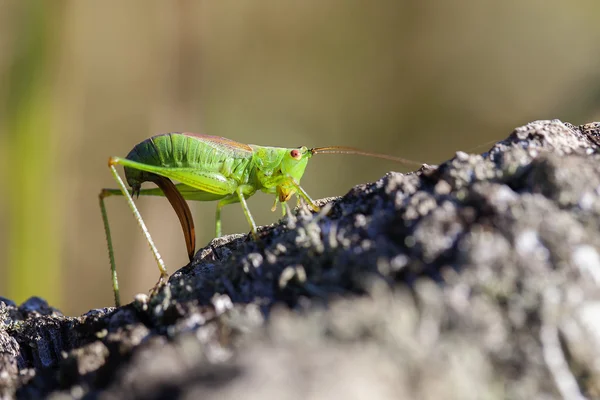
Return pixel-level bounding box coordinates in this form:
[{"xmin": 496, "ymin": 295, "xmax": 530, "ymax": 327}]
[
  {"xmin": 271, "ymin": 197, "xmax": 278, "ymax": 212},
  {"xmin": 101, "ymin": 182, "xmax": 208, "ymax": 264},
  {"xmin": 289, "ymin": 178, "xmax": 320, "ymax": 212},
  {"xmin": 283, "ymin": 201, "xmax": 292, "ymax": 216},
  {"xmin": 107, "ymin": 159, "xmax": 168, "ymax": 285},
  {"xmin": 215, "ymin": 194, "xmax": 240, "ymax": 237},
  {"xmin": 99, "ymin": 189, "xmax": 120, "ymax": 307},
  {"xmin": 236, "ymin": 184, "xmax": 259, "ymax": 239}
]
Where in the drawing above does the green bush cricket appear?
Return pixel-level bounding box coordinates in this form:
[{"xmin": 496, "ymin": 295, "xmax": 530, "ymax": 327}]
[{"xmin": 99, "ymin": 133, "xmax": 418, "ymax": 306}]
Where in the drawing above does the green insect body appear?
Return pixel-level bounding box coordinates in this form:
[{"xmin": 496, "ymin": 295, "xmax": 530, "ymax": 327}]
[
  {"xmin": 100, "ymin": 132, "xmax": 417, "ymax": 306},
  {"xmin": 125, "ymin": 133, "xmax": 312, "ymax": 207}
]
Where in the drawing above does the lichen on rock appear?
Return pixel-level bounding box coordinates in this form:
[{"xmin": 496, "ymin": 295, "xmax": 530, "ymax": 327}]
[{"xmin": 2, "ymin": 120, "xmax": 600, "ymax": 399}]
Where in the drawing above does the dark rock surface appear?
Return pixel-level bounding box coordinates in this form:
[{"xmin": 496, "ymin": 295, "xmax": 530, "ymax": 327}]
[{"xmin": 2, "ymin": 119, "xmax": 600, "ymax": 399}]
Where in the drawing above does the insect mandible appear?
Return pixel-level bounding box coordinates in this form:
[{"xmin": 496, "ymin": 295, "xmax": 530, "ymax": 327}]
[{"xmin": 99, "ymin": 133, "xmax": 418, "ymax": 306}]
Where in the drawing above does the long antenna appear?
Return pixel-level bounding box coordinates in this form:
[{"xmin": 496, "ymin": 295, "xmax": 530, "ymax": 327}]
[{"xmin": 310, "ymin": 146, "xmax": 422, "ymax": 167}]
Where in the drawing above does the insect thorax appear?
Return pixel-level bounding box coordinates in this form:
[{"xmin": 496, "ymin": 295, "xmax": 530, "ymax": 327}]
[{"xmin": 251, "ymin": 146, "xmax": 310, "ymax": 195}]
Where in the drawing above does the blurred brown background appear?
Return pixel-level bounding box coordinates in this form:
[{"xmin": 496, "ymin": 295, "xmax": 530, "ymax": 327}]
[{"xmin": 1, "ymin": 1, "xmax": 599, "ymax": 316}]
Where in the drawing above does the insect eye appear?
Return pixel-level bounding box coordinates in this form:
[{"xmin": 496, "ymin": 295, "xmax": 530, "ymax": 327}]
[{"xmin": 290, "ymin": 149, "xmax": 301, "ymax": 160}]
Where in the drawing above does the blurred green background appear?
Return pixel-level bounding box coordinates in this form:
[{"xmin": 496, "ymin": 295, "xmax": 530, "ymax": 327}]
[{"xmin": 1, "ymin": 1, "xmax": 600, "ymax": 316}]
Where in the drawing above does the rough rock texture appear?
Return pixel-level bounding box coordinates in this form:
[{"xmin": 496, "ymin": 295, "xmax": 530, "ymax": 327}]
[{"xmin": 2, "ymin": 119, "xmax": 600, "ymax": 399}]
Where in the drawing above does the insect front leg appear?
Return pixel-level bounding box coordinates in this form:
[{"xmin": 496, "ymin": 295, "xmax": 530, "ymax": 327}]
[
  {"xmin": 289, "ymin": 178, "xmax": 320, "ymax": 212},
  {"xmin": 270, "ymin": 197, "xmax": 288, "ymax": 217},
  {"xmin": 283, "ymin": 201, "xmax": 292, "ymax": 216},
  {"xmin": 271, "ymin": 197, "xmax": 278, "ymax": 212}
]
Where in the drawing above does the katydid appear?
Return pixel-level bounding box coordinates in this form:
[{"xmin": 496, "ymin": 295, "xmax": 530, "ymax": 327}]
[{"xmin": 99, "ymin": 133, "xmax": 418, "ymax": 306}]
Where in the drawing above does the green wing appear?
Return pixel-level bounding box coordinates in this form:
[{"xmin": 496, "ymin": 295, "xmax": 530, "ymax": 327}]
[{"xmin": 181, "ymin": 133, "xmax": 253, "ymax": 158}]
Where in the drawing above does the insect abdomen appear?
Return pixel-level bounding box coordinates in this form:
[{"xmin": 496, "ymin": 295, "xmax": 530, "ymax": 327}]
[{"xmin": 125, "ymin": 133, "xmax": 252, "ymax": 187}]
